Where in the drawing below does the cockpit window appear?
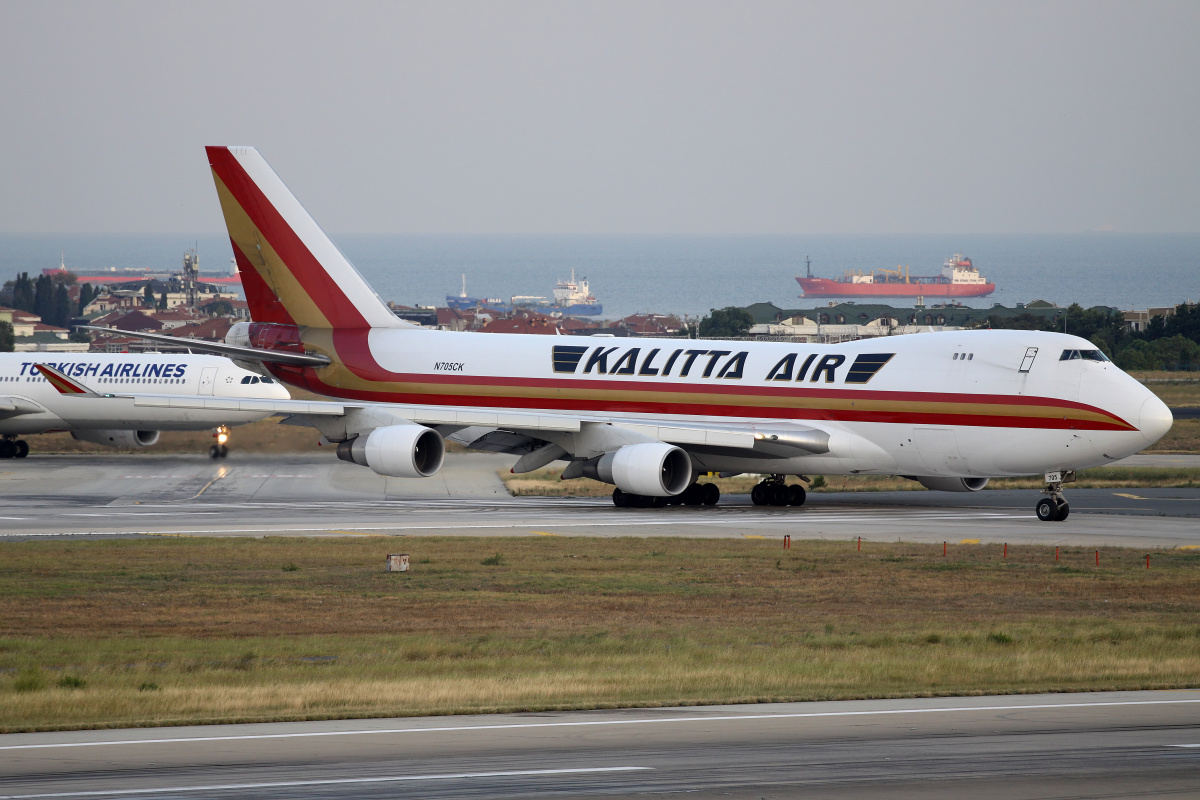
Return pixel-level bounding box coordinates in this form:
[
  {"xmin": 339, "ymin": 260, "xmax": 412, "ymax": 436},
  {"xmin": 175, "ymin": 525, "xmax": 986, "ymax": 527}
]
[
  {"xmin": 260, "ymin": 376, "xmax": 273, "ymax": 383},
  {"xmin": 1060, "ymin": 349, "xmax": 1109, "ymax": 362}
]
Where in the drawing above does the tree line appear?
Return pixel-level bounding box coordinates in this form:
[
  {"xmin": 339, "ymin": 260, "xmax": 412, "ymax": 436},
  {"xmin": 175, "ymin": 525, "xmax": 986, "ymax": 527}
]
[{"xmin": 984, "ymin": 302, "xmax": 1200, "ymax": 371}]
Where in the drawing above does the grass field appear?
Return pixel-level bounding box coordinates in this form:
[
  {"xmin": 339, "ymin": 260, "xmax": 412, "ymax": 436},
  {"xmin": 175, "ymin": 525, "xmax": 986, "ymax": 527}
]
[{"xmin": 2, "ymin": 537, "xmax": 1198, "ymax": 732}]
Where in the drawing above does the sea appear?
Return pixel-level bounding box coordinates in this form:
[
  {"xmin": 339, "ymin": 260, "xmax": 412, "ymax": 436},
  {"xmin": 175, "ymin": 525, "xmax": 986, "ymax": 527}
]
[{"xmin": 1, "ymin": 233, "xmax": 1197, "ymax": 320}]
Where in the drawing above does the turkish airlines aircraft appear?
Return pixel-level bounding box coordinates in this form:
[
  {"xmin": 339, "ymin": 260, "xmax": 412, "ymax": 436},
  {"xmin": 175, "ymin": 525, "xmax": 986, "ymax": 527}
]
[
  {"xmin": 2, "ymin": 352, "xmax": 289, "ymax": 458},
  {"xmin": 87, "ymin": 146, "xmax": 1173, "ymax": 521}
]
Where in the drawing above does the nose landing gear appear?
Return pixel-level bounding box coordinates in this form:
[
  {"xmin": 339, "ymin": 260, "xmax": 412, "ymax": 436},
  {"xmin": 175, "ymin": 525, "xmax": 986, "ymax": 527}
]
[
  {"xmin": 209, "ymin": 426, "xmax": 230, "ymax": 459},
  {"xmin": 1036, "ymin": 470, "xmax": 1074, "ymax": 521}
]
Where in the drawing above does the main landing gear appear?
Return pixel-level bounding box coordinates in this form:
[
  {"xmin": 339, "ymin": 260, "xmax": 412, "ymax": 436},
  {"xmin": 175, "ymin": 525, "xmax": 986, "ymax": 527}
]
[
  {"xmin": 1036, "ymin": 470, "xmax": 1074, "ymax": 522},
  {"xmin": 751, "ymin": 474, "xmax": 807, "ymax": 507},
  {"xmin": 0, "ymin": 437, "xmax": 29, "ymax": 459},
  {"xmin": 612, "ymin": 482, "xmax": 720, "ymax": 508}
]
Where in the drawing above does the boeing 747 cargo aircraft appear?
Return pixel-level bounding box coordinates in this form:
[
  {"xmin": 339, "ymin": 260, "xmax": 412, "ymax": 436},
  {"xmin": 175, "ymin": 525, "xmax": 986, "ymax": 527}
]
[{"xmin": 77, "ymin": 146, "xmax": 1172, "ymax": 520}]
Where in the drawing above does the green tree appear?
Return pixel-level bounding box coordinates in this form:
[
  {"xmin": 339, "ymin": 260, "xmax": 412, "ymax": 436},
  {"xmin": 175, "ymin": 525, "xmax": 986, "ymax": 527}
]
[
  {"xmin": 10, "ymin": 273, "xmax": 34, "ymax": 313},
  {"xmin": 142, "ymin": 283, "xmax": 154, "ymax": 306},
  {"xmin": 34, "ymin": 275, "xmax": 54, "ymax": 321},
  {"xmin": 158, "ymin": 290, "xmax": 168, "ymax": 310},
  {"xmin": 698, "ymin": 306, "xmax": 753, "ymax": 338},
  {"xmin": 52, "ymin": 283, "xmax": 72, "ymax": 327},
  {"xmin": 0, "ymin": 321, "xmax": 12, "ymax": 352},
  {"xmin": 78, "ymin": 283, "xmax": 95, "ymax": 314},
  {"xmin": 201, "ymin": 299, "xmax": 234, "ymax": 316}
]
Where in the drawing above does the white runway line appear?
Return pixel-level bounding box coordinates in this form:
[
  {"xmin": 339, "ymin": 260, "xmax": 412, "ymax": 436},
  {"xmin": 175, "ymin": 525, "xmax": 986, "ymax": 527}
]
[
  {"xmin": 0, "ymin": 766, "xmax": 652, "ymax": 799},
  {"xmin": 4, "ymin": 698, "xmax": 1198, "ymax": 751}
]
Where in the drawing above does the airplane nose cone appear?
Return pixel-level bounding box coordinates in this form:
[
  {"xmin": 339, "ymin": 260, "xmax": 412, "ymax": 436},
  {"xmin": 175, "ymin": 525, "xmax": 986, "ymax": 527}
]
[{"xmin": 1137, "ymin": 395, "xmax": 1173, "ymax": 445}]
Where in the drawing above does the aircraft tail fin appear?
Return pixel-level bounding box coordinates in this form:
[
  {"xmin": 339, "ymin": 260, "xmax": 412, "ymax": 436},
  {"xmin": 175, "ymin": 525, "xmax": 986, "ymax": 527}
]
[
  {"xmin": 205, "ymin": 146, "xmax": 412, "ymax": 330},
  {"xmin": 34, "ymin": 364, "xmax": 99, "ymax": 396}
]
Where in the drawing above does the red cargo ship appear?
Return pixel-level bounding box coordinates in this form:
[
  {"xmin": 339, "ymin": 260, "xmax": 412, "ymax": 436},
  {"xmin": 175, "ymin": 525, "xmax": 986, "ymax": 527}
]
[{"xmin": 796, "ymin": 254, "xmax": 995, "ymax": 298}]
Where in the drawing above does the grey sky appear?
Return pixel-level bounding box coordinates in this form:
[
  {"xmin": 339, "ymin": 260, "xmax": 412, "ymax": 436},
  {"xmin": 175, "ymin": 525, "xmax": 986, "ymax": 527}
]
[{"xmin": 1, "ymin": 0, "xmax": 1196, "ymax": 234}]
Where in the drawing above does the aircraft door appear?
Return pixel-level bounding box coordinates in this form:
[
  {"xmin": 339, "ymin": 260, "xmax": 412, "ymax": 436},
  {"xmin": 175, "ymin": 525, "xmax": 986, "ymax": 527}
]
[
  {"xmin": 198, "ymin": 366, "xmax": 217, "ymax": 396},
  {"xmin": 1018, "ymin": 347, "xmax": 1038, "ymax": 373}
]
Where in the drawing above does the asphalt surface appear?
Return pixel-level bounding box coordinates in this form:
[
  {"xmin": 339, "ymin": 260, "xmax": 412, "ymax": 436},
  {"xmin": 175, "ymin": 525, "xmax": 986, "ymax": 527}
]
[
  {"xmin": 1, "ymin": 453, "xmax": 1198, "ymax": 547},
  {"xmin": 3, "ymin": 691, "xmax": 1199, "ymax": 799}
]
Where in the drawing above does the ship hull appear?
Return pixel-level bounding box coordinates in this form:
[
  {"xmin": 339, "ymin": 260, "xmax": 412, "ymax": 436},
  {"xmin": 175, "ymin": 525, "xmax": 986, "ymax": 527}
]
[{"xmin": 796, "ymin": 277, "xmax": 995, "ymax": 298}]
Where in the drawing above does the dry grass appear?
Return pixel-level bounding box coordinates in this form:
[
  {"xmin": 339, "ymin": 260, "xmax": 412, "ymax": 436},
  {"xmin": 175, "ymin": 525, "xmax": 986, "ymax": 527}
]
[
  {"xmin": 1131, "ymin": 372, "xmax": 1200, "ymax": 408},
  {"xmin": 502, "ymin": 466, "xmax": 1200, "ymax": 497},
  {"xmin": 1145, "ymin": 419, "xmax": 1200, "ymax": 453},
  {"xmin": 2, "ymin": 537, "xmax": 1199, "ymax": 731}
]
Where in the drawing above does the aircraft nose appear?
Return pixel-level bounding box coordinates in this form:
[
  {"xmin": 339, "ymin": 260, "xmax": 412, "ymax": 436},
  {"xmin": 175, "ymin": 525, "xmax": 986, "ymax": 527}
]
[{"xmin": 1137, "ymin": 395, "xmax": 1173, "ymax": 445}]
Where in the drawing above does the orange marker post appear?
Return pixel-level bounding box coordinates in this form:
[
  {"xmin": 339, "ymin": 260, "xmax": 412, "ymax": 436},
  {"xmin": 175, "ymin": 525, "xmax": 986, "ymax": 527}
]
[
  {"xmin": 943, "ymin": 541, "xmax": 947, "ymax": 557},
  {"xmin": 857, "ymin": 536, "xmax": 861, "ymax": 552},
  {"xmin": 1003, "ymin": 543, "xmax": 1007, "ymax": 559},
  {"xmin": 1056, "ymin": 546, "xmax": 1059, "ymax": 562},
  {"xmin": 1096, "ymin": 550, "xmax": 1099, "ymax": 566}
]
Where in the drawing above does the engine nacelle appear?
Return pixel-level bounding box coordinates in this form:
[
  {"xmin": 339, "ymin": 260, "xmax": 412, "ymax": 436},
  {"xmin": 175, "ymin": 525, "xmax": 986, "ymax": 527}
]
[
  {"xmin": 916, "ymin": 476, "xmax": 989, "ymax": 492},
  {"xmin": 72, "ymin": 429, "xmax": 160, "ymax": 448},
  {"xmin": 582, "ymin": 442, "xmax": 692, "ymax": 496},
  {"xmin": 336, "ymin": 425, "xmax": 445, "ymax": 478}
]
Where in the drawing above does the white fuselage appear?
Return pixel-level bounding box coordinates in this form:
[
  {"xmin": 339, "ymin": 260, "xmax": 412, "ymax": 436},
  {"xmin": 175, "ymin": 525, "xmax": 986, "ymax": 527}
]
[
  {"xmin": 0, "ymin": 353, "xmax": 291, "ymax": 435},
  {"xmin": 317, "ymin": 327, "xmax": 1171, "ymax": 479}
]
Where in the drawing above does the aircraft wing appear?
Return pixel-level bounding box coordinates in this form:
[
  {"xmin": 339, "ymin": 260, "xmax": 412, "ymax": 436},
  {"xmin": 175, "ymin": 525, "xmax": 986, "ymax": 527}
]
[
  {"xmin": 36, "ymin": 363, "xmax": 830, "ymax": 461},
  {"xmin": 0, "ymin": 396, "xmax": 44, "ymax": 419}
]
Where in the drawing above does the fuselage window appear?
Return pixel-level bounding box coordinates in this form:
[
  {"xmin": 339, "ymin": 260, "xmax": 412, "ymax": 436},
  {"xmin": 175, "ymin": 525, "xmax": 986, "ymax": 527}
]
[
  {"xmin": 953, "ymin": 353, "xmax": 959, "ymax": 360},
  {"xmin": 968, "ymin": 353, "xmax": 973, "ymax": 360}
]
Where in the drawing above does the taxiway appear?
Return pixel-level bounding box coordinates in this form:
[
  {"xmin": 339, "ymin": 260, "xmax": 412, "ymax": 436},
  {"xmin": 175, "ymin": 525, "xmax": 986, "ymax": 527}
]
[{"xmin": 2, "ymin": 691, "xmax": 1199, "ymax": 799}]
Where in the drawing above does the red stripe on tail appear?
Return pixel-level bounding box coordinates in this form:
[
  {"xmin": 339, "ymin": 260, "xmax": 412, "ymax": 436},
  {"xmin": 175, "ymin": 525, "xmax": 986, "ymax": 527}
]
[{"xmin": 207, "ymin": 146, "xmax": 370, "ymax": 329}]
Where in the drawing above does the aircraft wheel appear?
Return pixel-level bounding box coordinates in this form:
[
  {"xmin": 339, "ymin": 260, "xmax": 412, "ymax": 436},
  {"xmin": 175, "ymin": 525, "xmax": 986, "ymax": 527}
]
[
  {"xmin": 15, "ymin": 440, "xmax": 28, "ymax": 458},
  {"xmin": 649, "ymin": 495, "xmax": 669, "ymax": 508},
  {"xmin": 1055, "ymin": 500, "xmax": 1070, "ymax": 521},
  {"xmin": 787, "ymin": 484, "xmax": 807, "ymax": 506},
  {"xmin": 682, "ymin": 483, "xmax": 705, "ymax": 505},
  {"xmin": 701, "ymin": 483, "xmax": 720, "ymax": 506},
  {"xmin": 0, "ymin": 441, "xmax": 15, "ymax": 459},
  {"xmin": 769, "ymin": 484, "xmax": 790, "ymax": 506},
  {"xmin": 612, "ymin": 488, "xmax": 629, "ymax": 507},
  {"xmin": 751, "ymin": 483, "xmax": 767, "ymax": 505},
  {"xmin": 1036, "ymin": 498, "xmax": 1057, "ymax": 522},
  {"xmin": 219, "ymin": 445, "xmax": 229, "ymax": 458}
]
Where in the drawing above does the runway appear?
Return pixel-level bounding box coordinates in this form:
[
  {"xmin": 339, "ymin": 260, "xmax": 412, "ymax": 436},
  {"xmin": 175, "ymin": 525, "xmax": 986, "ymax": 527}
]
[
  {"xmin": 0, "ymin": 453, "xmax": 1197, "ymax": 547},
  {"xmin": 3, "ymin": 691, "xmax": 1199, "ymax": 799}
]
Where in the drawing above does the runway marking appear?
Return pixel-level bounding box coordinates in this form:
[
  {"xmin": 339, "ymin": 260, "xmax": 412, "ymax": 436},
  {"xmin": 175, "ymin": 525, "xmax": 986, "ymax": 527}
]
[
  {"xmin": 959, "ymin": 539, "xmax": 981, "ymax": 544},
  {"xmin": 0, "ymin": 766, "xmax": 652, "ymax": 798},
  {"xmin": 1178, "ymin": 545, "xmax": 1200, "ymax": 550},
  {"xmin": 1167, "ymin": 743, "xmax": 1200, "ymax": 748},
  {"xmin": 1113, "ymin": 493, "xmax": 1148, "ymax": 500},
  {"xmin": 534, "ymin": 531, "xmax": 561, "ymax": 536},
  {"xmin": 5, "ymin": 698, "xmax": 1198, "ymax": 751},
  {"xmin": 742, "ymin": 534, "xmax": 766, "ymax": 539},
  {"xmin": 332, "ymin": 530, "xmax": 385, "ymax": 537},
  {"xmin": 191, "ymin": 466, "xmax": 230, "ymax": 499}
]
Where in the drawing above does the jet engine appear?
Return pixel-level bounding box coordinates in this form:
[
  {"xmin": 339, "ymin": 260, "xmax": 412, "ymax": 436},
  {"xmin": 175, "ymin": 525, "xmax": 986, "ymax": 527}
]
[
  {"xmin": 915, "ymin": 477, "xmax": 989, "ymax": 492},
  {"xmin": 580, "ymin": 442, "xmax": 692, "ymax": 497},
  {"xmin": 336, "ymin": 425, "xmax": 445, "ymax": 478},
  {"xmin": 72, "ymin": 430, "xmax": 160, "ymax": 448}
]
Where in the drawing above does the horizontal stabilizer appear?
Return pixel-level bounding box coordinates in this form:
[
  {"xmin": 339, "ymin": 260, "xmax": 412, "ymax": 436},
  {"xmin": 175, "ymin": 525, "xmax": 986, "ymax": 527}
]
[{"xmin": 79, "ymin": 327, "xmax": 330, "ymax": 367}]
